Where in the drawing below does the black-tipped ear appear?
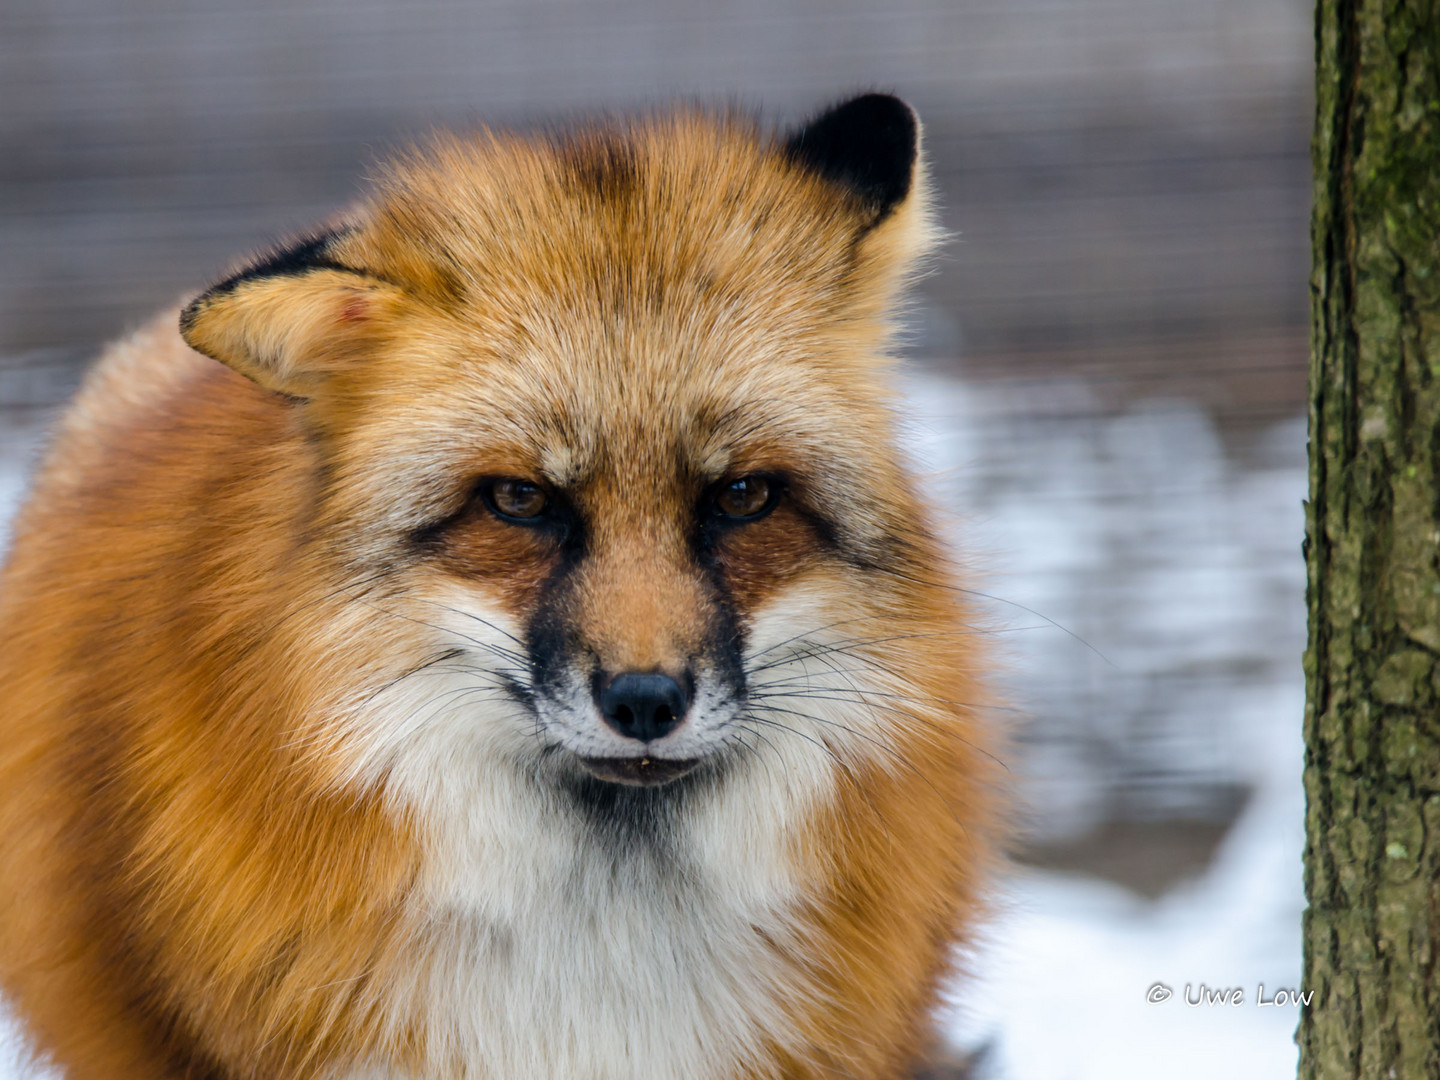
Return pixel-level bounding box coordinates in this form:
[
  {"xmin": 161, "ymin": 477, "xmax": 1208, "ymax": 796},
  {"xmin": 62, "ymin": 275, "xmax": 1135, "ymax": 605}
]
[
  {"xmin": 785, "ymin": 93, "xmax": 919, "ymax": 220},
  {"xmin": 190, "ymin": 229, "xmax": 355, "ymax": 307},
  {"xmin": 180, "ymin": 228, "xmax": 404, "ymax": 396}
]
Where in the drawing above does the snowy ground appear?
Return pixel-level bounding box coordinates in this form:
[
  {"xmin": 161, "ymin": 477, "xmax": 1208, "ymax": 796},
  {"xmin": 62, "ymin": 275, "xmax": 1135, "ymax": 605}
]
[
  {"xmin": 901, "ymin": 372, "xmax": 1306, "ymax": 1077},
  {"xmin": 0, "ymin": 369, "xmax": 1307, "ymax": 1078},
  {"xmin": 938, "ymin": 684, "xmax": 1303, "ymax": 1078}
]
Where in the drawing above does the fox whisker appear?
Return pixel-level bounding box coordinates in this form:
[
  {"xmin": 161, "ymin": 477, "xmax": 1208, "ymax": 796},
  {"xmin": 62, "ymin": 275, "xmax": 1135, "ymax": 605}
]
[
  {"xmin": 872, "ymin": 565, "xmax": 1114, "ymax": 666},
  {"xmin": 745, "ymin": 703, "xmax": 967, "ymax": 833},
  {"xmin": 746, "ymin": 626, "xmax": 1024, "ymax": 677},
  {"xmin": 404, "ymin": 596, "xmax": 530, "ymax": 658},
  {"xmin": 736, "ymin": 713, "xmax": 895, "ymax": 840},
  {"xmin": 362, "ymin": 602, "xmax": 534, "ymax": 680}
]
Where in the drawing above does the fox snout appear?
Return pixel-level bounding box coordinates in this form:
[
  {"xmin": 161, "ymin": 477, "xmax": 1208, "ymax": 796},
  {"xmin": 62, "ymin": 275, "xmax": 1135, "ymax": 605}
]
[{"xmin": 517, "ymin": 518, "xmax": 748, "ymax": 782}]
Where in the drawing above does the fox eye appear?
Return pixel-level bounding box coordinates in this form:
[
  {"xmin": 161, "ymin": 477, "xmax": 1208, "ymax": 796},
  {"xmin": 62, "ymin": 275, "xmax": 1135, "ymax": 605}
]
[
  {"xmin": 713, "ymin": 475, "xmax": 777, "ymax": 521},
  {"xmin": 483, "ymin": 478, "xmax": 549, "ymax": 522}
]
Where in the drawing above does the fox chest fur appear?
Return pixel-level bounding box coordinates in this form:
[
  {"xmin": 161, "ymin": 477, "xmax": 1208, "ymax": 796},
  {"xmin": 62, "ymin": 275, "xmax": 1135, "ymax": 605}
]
[{"xmin": 0, "ymin": 96, "xmax": 998, "ymax": 1080}]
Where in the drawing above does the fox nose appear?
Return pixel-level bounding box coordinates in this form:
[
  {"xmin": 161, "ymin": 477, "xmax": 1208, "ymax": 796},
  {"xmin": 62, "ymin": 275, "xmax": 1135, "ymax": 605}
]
[{"xmin": 598, "ymin": 672, "xmax": 689, "ymax": 743}]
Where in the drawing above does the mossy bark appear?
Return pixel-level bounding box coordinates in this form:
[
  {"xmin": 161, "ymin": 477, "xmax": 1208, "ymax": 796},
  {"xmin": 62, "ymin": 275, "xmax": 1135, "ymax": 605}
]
[{"xmin": 1302, "ymin": 0, "xmax": 1440, "ymax": 1075}]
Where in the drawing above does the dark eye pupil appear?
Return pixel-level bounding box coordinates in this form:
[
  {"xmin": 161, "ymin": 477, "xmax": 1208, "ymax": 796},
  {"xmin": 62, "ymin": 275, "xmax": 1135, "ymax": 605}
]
[
  {"xmin": 717, "ymin": 476, "xmax": 771, "ymax": 518},
  {"xmin": 490, "ymin": 479, "xmax": 547, "ymax": 519}
]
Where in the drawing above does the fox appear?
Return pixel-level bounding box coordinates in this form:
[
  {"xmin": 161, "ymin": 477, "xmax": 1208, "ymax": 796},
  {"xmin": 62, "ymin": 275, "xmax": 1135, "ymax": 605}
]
[{"xmin": 0, "ymin": 94, "xmax": 999, "ymax": 1080}]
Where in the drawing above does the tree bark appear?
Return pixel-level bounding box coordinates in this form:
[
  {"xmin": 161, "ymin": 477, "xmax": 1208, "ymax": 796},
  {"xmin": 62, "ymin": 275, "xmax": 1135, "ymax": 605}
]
[{"xmin": 1302, "ymin": 0, "xmax": 1440, "ymax": 1076}]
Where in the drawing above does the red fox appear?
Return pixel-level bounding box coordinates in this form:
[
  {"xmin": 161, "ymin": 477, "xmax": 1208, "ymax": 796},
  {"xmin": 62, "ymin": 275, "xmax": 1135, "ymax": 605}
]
[{"xmin": 0, "ymin": 95, "xmax": 999, "ymax": 1080}]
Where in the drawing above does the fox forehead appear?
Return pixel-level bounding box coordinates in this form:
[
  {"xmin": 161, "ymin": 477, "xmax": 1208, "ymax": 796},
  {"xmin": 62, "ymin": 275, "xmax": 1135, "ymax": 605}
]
[
  {"xmin": 336, "ymin": 129, "xmax": 893, "ymax": 462},
  {"xmin": 333, "ymin": 137, "xmax": 907, "ymax": 533},
  {"xmin": 352, "ymin": 313, "xmax": 892, "ymax": 484},
  {"xmin": 331, "ymin": 116, "xmax": 899, "ymax": 421},
  {"xmin": 352, "ymin": 119, "xmax": 865, "ymax": 316}
]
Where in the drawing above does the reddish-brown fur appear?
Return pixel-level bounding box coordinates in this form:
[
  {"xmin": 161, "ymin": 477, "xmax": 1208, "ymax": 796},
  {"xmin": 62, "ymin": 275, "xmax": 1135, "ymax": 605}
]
[{"xmin": 0, "ymin": 104, "xmax": 1001, "ymax": 1079}]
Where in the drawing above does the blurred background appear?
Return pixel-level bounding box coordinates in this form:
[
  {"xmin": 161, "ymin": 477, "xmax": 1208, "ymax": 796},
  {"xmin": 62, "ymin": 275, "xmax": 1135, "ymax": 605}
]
[{"xmin": 0, "ymin": 2, "xmax": 1311, "ymax": 1076}]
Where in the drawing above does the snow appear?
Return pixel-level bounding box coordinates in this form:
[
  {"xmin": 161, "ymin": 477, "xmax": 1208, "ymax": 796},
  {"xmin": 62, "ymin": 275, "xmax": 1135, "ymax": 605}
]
[
  {"xmin": 900, "ymin": 372, "xmax": 1306, "ymax": 1077},
  {"xmin": 939, "ymin": 679, "xmax": 1304, "ymax": 1078},
  {"xmin": 0, "ymin": 370, "xmax": 1308, "ymax": 1078},
  {"xmin": 899, "ymin": 373, "xmax": 1306, "ymax": 838}
]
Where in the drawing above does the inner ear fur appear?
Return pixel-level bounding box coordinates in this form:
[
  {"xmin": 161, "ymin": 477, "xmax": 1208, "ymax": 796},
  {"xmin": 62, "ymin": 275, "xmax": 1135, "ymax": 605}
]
[
  {"xmin": 785, "ymin": 92, "xmax": 939, "ymax": 298},
  {"xmin": 180, "ymin": 233, "xmax": 406, "ymax": 397}
]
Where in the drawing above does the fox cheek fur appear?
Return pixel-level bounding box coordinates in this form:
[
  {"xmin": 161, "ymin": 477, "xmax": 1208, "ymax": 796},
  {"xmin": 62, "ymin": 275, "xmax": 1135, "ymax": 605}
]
[{"xmin": 0, "ymin": 94, "xmax": 1002, "ymax": 1080}]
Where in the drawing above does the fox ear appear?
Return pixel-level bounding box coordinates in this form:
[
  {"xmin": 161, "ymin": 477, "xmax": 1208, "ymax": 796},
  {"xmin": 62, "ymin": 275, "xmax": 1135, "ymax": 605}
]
[
  {"xmin": 785, "ymin": 93, "xmax": 921, "ymax": 224},
  {"xmin": 785, "ymin": 93, "xmax": 936, "ymax": 297},
  {"xmin": 180, "ymin": 231, "xmax": 405, "ymax": 397}
]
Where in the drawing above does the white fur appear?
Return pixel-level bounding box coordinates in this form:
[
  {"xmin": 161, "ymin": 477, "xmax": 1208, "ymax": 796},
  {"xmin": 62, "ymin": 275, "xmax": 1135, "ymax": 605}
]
[{"xmin": 323, "ymin": 581, "xmax": 906, "ymax": 1080}]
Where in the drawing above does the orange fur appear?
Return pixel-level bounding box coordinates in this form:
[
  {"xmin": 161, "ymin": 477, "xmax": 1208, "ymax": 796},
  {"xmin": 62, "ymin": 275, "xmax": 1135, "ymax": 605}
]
[{"xmin": 0, "ymin": 100, "xmax": 1001, "ymax": 1080}]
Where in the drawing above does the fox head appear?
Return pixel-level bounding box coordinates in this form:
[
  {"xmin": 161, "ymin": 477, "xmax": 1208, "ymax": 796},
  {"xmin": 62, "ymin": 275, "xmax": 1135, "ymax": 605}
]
[{"xmin": 179, "ymin": 95, "xmax": 951, "ymax": 814}]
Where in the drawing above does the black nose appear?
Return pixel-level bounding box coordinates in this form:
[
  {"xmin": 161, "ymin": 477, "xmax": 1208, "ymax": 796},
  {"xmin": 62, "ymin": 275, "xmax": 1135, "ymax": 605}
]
[{"xmin": 598, "ymin": 672, "xmax": 688, "ymax": 742}]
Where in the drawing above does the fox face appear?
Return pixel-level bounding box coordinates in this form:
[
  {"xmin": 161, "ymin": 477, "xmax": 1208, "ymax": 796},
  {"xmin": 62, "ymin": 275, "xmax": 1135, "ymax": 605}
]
[{"xmin": 180, "ymin": 97, "xmax": 939, "ymax": 817}]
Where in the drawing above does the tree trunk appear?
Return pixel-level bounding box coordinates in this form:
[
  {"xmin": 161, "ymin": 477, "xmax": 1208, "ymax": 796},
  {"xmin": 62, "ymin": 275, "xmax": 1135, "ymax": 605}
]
[{"xmin": 1302, "ymin": 1, "xmax": 1440, "ymax": 1076}]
